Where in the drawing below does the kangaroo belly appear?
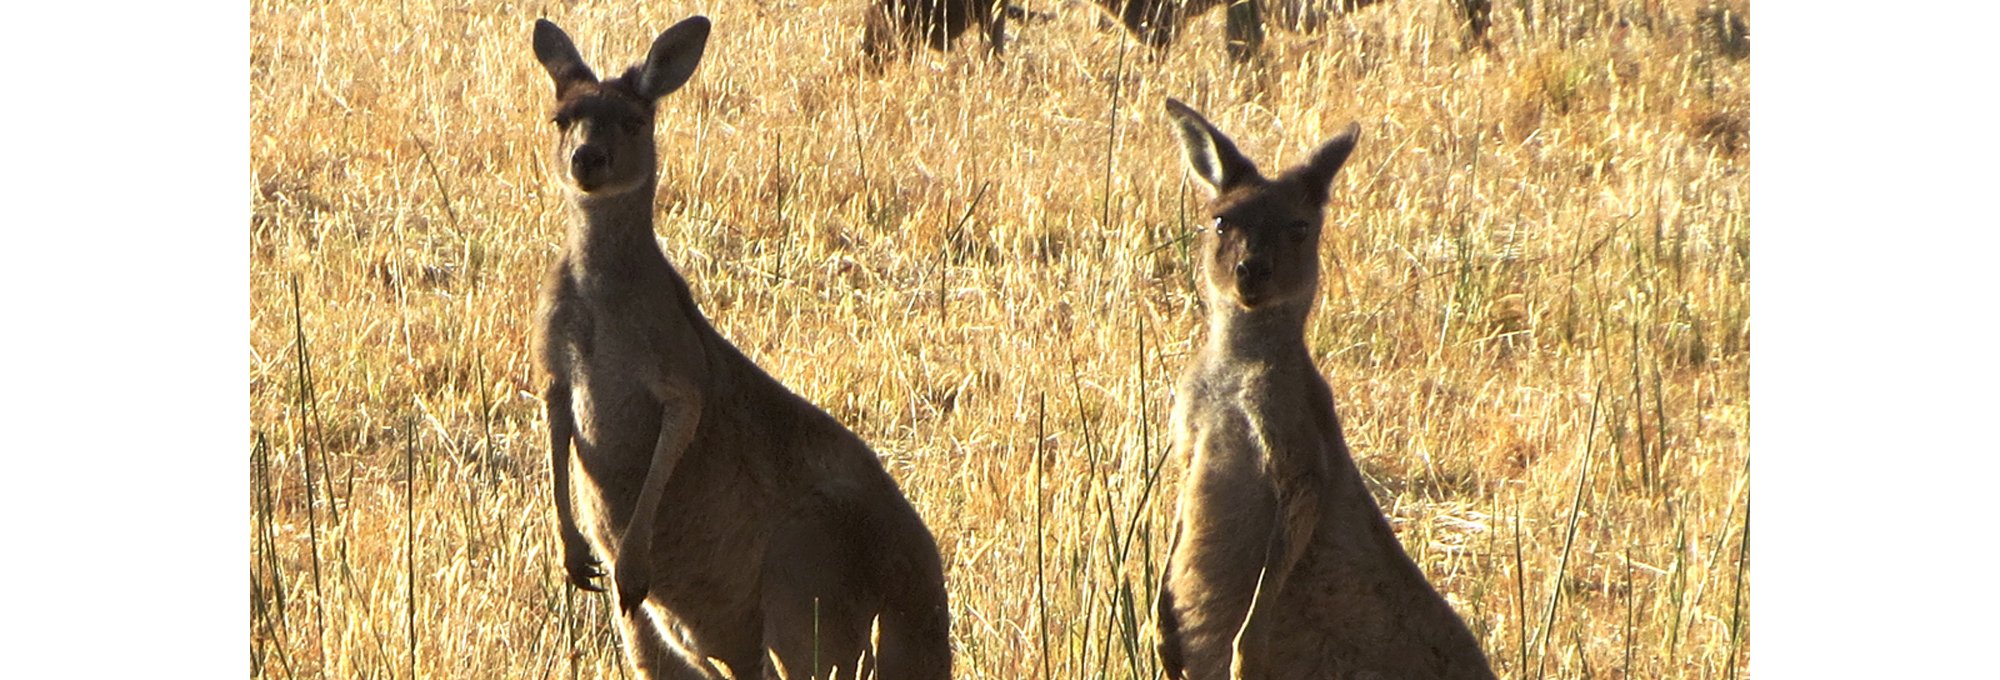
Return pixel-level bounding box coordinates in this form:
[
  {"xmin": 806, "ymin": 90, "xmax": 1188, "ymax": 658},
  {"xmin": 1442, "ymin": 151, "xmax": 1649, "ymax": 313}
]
[
  {"xmin": 568, "ymin": 378, "xmax": 665, "ymax": 529},
  {"xmin": 1165, "ymin": 406, "xmax": 1280, "ymax": 677},
  {"xmin": 605, "ymin": 439, "xmax": 777, "ymax": 670},
  {"xmin": 1262, "ymin": 537, "xmax": 1404, "ymax": 677},
  {"xmin": 1260, "ymin": 493, "xmax": 1484, "ymax": 680},
  {"xmin": 647, "ymin": 449, "xmax": 773, "ymax": 599}
]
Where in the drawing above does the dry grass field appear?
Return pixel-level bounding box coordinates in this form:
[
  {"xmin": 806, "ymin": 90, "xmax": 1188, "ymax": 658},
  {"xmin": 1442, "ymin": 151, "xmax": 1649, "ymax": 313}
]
[{"xmin": 248, "ymin": 0, "xmax": 1749, "ymax": 676}]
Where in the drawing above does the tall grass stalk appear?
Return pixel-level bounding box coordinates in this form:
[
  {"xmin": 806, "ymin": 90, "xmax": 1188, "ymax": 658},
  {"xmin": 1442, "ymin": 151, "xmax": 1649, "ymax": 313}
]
[
  {"xmin": 288, "ymin": 277, "xmax": 329, "ymax": 675},
  {"xmin": 1534, "ymin": 382, "xmax": 1600, "ymax": 679},
  {"xmin": 1035, "ymin": 393, "xmax": 1051, "ymax": 680},
  {"xmin": 405, "ymin": 412, "xmax": 419, "ymax": 677}
]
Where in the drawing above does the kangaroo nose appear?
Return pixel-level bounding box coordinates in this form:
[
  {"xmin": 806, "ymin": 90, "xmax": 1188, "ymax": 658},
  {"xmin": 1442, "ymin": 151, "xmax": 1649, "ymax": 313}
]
[
  {"xmin": 570, "ymin": 146, "xmax": 607, "ymax": 178},
  {"xmin": 1235, "ymin": 260, "xmax": 1270, "ymax": 280}
]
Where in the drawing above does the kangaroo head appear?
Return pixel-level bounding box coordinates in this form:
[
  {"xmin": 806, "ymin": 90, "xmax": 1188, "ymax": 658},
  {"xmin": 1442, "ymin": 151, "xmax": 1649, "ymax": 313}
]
[
  {"xmin": 1165, "ymin": 99, "xmax": 1359, "ymax": 312},
  {"xmin": 533, "ymin": 17, "xmax": 710, "ymax": 197}
]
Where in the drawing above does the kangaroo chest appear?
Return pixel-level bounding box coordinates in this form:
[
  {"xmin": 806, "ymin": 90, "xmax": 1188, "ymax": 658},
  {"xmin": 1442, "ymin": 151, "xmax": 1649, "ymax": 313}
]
[
  {"xmin": 556, "ymin": 271, "xmax": 701, "ymax": 466},
  {"xmin": 1171, "ymin": 364, "xmax": 1333, "ymax": 578},
  {"xmin": 1178, "ymin": 365, "xmax": 1331, "ymax": 494}
]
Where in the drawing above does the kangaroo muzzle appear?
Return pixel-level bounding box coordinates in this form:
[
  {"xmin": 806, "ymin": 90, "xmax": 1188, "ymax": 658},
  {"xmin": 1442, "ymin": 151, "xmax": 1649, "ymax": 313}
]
[
  {"xmin": 1231, "ymin": 258, "xmax": 1274, "ymax": 306},
  {"xmin": 570, "ymin": 145, "xmax": 609, "ymax": 187},
  {"xmin": 1233, "ymin": 259, "xmax": 1271, "ymax": 284}
]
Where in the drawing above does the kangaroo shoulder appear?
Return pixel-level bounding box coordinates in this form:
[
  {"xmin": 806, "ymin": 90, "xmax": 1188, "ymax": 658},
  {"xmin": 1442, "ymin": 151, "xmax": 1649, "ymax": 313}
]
[{"xmin": 535, "ymin": 265, "xmax": 594, "ymax": 372}]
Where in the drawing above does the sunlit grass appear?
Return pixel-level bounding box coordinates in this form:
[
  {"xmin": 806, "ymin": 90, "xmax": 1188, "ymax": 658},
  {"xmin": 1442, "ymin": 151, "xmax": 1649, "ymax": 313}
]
[{"xmin": 249, "ymin": 0, "xmax": 1749, "ymax": 676}]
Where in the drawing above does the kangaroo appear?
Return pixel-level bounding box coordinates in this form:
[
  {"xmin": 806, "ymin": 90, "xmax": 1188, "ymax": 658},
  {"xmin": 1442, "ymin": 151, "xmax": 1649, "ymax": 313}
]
[
  {"xmin": 530, "ymin": 17, "xmax": 952, "ymax": 680},
  {"xmin": 1094, "ymin": 0, "xmax": 1266, "ymax": 62},
  {"xmin": 1094, "ymin": 0, "xmax": 1492, "ymax": 63},
  {"xmin": 863, "ymin": 0, "xmax": 1010, "ymax": 62},
  {"xmin": 1150, "ymin": 99, "xmax": 1495, "ymax": 680}
]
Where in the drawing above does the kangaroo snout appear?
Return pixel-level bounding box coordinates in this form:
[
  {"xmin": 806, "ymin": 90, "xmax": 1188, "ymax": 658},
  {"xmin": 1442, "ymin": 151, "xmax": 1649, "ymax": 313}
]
[
  {"xmin": 1233, "ymin": 259, "xmax": 1271, "ymax": 282},
  {"xmin": 570, "ymin": 145, "xmax": 609, "ymax": 185},
  {"xmin": 1232, "ymin": 258, "xmax": 1273, "ymax": 301}
]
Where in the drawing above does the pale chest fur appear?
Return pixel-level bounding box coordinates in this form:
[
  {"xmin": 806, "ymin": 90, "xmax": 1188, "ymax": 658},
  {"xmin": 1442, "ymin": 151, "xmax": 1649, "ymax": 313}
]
[
  {"xmin": 1172, "ymin": 360, "xmax": 1332, "ymax": 494},
  {"xmin": 554, "ymin": 294, "xmax": 674, "ymax": 440},
  {"xmin": 1170, "ymin": 360, "xmax": 1334, "ymax": 579}
]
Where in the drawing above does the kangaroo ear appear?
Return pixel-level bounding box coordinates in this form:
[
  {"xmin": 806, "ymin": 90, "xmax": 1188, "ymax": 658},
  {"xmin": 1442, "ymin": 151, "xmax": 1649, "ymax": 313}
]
[
  {"xmin": 1165, "ymin": 98, "xmax": 1260, "ymax": 195},
  {"xmin": 637, "ymin": 16, "xmax": 711, "ymax": 101},
  {"xmin": 1296, "ymin": 122, "xmax": 1361, "ymax": 205},
  {"xmin": 533, "ymin": 19, "xmax": 598, "ymax": 99}
]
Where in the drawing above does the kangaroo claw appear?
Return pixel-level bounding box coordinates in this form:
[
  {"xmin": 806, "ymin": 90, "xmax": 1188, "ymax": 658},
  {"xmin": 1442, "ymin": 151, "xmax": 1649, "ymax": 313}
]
[
  {"xmin": 568, "ymin": 557, "xmax": 607, "ymax": 592},
  {"xmin": 562, "ymin": 536, "xmax": 607, "ymax": 591}
]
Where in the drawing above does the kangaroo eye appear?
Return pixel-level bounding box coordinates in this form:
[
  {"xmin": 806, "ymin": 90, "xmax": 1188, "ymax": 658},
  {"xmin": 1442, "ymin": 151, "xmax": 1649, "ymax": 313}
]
[{"xmin": 1209, "ymin": 217, "xmax": 1226, "ymax": 234}]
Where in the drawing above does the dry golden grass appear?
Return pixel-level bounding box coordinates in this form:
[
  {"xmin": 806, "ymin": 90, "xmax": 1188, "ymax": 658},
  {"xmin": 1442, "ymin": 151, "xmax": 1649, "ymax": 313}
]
[{"xmin": 249, "ymin": 0, "xmax": 1749, "ymax": 676}]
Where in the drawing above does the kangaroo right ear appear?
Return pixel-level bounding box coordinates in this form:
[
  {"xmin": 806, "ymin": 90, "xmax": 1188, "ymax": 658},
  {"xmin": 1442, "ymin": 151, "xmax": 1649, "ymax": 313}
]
[
  {"xmin": 1296, "ymin": 122, "xmax": 1361, "ymax": 205},
  {"xmin": 534, "ymin": 19, "xmax": 598, "ymax": 99},
  {"xmin": 636, "ymin": 16, "xmax": 711, "ymax": 101},
  {"xmin": 1165, "ymin": 98, "xmax": 1260, "ymax": 195}
]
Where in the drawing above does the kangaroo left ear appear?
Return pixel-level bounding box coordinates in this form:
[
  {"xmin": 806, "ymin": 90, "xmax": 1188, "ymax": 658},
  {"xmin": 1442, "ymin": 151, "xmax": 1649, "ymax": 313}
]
[
  {"xmin": 1165, "ymin": 98, "xmax": 1262, "ymax": 196},
  {"xmin": 637, "ymin": 15, "xmax": 711, "ymax": 101},
  {"xmin": 534, "ymin": 19, "xmax": 599, "ymax": 100},
  {"xmin": 1297, "ymin": 122, "xmax": 1360, "ymax": 205}
]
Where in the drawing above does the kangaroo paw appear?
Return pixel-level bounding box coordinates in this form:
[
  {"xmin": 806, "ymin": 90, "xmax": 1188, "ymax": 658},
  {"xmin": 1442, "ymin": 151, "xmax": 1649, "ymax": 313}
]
[
  {"xmin": 614, "ymin": 552, "xmax": 651, "ymax": 614},
  {"xmin": 563, "ymin": 539, "xmax": 607, "ymax": 592}
]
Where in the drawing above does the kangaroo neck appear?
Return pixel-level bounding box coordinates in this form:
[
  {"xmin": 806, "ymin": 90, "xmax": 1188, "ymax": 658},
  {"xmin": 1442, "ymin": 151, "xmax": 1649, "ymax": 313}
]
[
  {"xmin": 566, "ymin": 178, "xmax": 663, "ymax": 278},
  {"xmin": 1201, "ymin": 294, "xmax": 1316, "ymax": 368}
]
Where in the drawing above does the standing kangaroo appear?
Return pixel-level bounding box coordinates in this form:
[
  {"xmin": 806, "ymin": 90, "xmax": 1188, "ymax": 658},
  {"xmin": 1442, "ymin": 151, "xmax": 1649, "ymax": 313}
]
[
  {"xmin": 530, "ymin": 17, "xmax": 952, "ymax": 680},
  {"xmin": 1151, "ymin": 99, "xmax": 1495, "ymax": 680}
]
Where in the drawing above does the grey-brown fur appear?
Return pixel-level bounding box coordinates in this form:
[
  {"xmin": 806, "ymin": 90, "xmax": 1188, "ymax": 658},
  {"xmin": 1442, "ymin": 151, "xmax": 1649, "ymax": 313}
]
[
  {"xmin": 1093, "ymin": 0, "xmax": 1263, "ymax": 61},
  {"xmin": 1151, "ymin": 99, "xmax": 1495, "ymax": 680},
  {"xmin": 530, "ymin": 17, "xmax": 951, "ymax": 680},
  {"xmin": 1093, "ymin": 0, "xmax": 1492, "ymax": 62},
  {"xmin": 863, "ymin": 0, "xmax": 1010, "ymax": 62}
]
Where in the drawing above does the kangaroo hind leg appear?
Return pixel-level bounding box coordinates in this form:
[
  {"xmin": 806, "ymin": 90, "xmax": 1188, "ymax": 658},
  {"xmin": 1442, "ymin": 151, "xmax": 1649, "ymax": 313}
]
[
  {"xmin": 616, "ymin": 604, "xmax": 715, "ymax": 680},
  {"xmin": 758, "ymin": 509, "xmax": 875, "ymax": 680}
]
